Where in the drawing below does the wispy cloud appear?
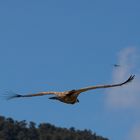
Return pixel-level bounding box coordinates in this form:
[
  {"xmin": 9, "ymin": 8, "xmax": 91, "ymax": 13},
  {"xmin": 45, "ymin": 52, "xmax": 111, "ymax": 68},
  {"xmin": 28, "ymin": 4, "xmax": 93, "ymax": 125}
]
[
  {"xmin": 106, "ymin": 47, "xmax": 140, "ymax": 109},
  {"xmin": 127, "ymin": 124, "xmax": 140, "ymax": 140}
]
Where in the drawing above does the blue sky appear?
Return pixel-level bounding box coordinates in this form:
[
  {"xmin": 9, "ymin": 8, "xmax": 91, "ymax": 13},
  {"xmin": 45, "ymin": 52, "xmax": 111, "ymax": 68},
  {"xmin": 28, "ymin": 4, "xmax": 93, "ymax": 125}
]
[{"xmin": 0, "ymin": 1, "xmax": 140, "ymax": 140}]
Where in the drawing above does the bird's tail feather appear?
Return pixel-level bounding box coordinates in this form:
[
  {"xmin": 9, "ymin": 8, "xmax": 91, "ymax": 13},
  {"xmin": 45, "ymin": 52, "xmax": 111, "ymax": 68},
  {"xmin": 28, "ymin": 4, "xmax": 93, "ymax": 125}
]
[{"xmin": 49, "ymin": 96, "xmax": 58, "ymax": 100}]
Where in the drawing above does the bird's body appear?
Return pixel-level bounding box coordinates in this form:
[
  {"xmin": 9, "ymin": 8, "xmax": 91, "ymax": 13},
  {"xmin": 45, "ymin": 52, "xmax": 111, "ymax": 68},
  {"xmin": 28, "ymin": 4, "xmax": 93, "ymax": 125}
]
[
  {"xmin": 7, "ymin": 75, "xmax": 135, "ymax": 104},
  {"xmin": 49, "ymin": 93, "xmax": 79, "ymax": 104}
]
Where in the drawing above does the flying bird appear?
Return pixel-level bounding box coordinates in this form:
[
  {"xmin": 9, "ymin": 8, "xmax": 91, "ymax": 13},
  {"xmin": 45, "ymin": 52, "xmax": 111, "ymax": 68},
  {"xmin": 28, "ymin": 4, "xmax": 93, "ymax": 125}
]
[
  {"xmin": 113, "ymin": 64, "xmax": 121, "ymax": 67},
  {"xmin": 6, "ymin": 75, "xmax": 135, "ymax": 104}
]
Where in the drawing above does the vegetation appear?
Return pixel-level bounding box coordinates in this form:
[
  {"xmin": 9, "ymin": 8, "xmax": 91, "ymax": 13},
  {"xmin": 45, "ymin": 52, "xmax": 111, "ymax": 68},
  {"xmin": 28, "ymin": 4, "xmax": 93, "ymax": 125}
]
[{"xmin": 0, "ymin": 116, "xmax": 108, "ymax": 140}]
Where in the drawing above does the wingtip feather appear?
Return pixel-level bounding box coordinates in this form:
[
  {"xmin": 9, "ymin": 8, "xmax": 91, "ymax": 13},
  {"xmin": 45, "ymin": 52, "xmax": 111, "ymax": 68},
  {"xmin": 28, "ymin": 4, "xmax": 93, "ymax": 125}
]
[
  {"xmin": 7, "ymin": 94, "xmax": 22, "ymax": 100},
  {"xmin": 3, "ymin": 91, "xmax": 23, "ymax": 100},
  {"xmin": 122, "ymin": 75, "xmax": 135, "ymax": 85}
]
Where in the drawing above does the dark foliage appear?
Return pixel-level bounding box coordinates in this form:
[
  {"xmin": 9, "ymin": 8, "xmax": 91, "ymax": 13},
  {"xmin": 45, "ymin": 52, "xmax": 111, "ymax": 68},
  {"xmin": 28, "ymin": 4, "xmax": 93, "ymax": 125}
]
[{"xmin": 0, "ymin": 116, "xmax": 108, "ymax": 140}]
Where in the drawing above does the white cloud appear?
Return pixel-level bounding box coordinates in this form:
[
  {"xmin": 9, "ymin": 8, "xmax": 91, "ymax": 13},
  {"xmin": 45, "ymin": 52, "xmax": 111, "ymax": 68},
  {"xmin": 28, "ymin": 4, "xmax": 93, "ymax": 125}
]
[
  {"xmin": 127, "ymin": 124, "xmax": 140, "ymax": 140},
  {"xmin": 106, "ymin": 47, "xmax": 140, "ymax": 109}
]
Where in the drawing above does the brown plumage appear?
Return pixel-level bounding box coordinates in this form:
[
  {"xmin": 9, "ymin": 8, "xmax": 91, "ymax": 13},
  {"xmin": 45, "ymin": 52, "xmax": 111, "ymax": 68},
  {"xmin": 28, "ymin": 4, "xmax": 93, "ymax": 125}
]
[{"xmin": 7, "ymin": 75, "xmax": 135, "ymax": 104}]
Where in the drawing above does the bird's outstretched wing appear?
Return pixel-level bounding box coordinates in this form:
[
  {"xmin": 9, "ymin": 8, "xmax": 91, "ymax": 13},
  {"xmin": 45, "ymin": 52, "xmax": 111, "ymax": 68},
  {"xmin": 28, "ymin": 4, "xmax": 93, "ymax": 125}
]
[
  {"xmin": 6, "ymin": 91, "xmax": 58, "ymax": 100},
  {"xmin": 73, "ymin": 75, "xmax": 135, "ymax": 94},
  {"xmin": 5, "ymin": 75, "xmax": 135, "ymax": 100}
]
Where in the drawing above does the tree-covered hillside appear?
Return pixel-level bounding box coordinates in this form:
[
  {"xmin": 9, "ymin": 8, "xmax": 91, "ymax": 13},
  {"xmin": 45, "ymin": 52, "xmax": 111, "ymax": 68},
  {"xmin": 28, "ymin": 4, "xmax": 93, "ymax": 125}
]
[{"xmin": 0, "ymin": 116, "xmax": 108, "ymax": 140}]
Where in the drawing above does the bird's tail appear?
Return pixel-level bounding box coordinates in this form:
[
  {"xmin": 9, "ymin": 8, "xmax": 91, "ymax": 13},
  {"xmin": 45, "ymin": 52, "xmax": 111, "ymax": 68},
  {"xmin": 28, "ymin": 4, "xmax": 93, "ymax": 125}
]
[{"xmin": 49, "ymin": 96, "xmax": 58, "ymax": 100}]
